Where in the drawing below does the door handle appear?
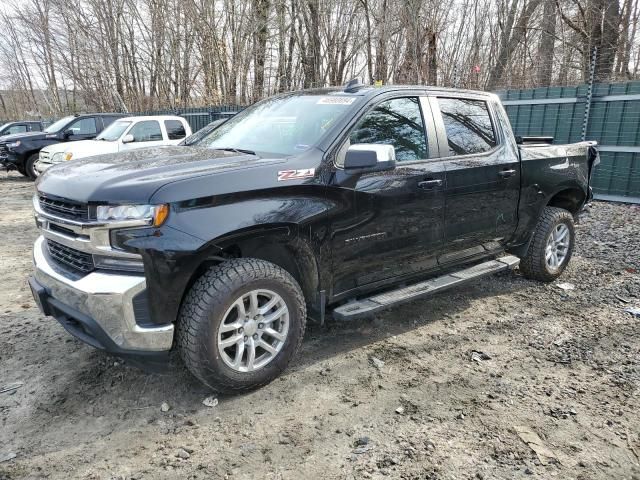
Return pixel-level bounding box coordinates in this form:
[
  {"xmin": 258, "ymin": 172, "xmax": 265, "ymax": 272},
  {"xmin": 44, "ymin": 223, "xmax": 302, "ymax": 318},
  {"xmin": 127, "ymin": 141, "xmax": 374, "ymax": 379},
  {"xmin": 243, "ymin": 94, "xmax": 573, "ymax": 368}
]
[
  {"xmin": 498, "ymin": 169, "xmax": 516, "ymax": 178},
  {"xmin": 418, "ymin": 179, "xmax": 443, "ymax": 190}
]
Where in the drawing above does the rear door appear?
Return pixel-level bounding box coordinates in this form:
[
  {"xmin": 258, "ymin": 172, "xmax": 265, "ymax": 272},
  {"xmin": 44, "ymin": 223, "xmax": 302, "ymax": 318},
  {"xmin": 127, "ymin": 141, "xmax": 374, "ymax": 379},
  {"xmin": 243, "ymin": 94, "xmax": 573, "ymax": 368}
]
[
  {"xmin": 431, "ymin": 96, "xmax": 520, "ymax": 263},
  {"xmin": 330, "ymin": 95, "xmax": 447, "ymax": 294}
]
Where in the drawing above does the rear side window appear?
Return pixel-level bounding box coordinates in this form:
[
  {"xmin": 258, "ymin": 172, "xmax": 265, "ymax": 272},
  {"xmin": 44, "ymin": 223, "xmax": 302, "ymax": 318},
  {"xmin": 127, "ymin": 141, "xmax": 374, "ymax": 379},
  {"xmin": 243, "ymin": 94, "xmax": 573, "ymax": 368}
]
[
  {"xmin": 128, "ymin": 121, "xmax": 163, "ymax": 142},
  {"xmin": 350, "ymin": 97, "xmax": 428, "ymax": 162},
  {"xmin": 437, "ymin": 98, "xmax": 496, "ymax": 156},
  {"xmin": 102, "ymin": 116, "xmax": 121, "ymax": 128},
  {"xmin": 164, "ymin": 120, "xmax": 187, "ymax": 140}
]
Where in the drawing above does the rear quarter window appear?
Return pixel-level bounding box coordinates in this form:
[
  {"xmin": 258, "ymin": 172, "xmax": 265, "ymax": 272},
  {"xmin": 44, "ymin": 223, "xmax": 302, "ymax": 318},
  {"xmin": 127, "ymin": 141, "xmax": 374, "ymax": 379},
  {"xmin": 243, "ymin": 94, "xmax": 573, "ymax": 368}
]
[
  {"xmin": 437, "ymin": 98, "xmax": 496, "ymax": 156},
  {"xmin": 164, "ymin": 120, "xmax": 187, "ymax": 140}
]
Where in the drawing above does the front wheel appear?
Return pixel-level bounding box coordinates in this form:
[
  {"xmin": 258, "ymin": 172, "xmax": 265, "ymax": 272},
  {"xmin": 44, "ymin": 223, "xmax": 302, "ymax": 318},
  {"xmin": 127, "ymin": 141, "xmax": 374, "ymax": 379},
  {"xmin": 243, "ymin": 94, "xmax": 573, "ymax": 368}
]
[
  {"xmin": 519, "ymin": 206, "xmax": 575, "ymax": 282},
  {"xmin": 16, "ymin": 162, "xmax": 28, "ymax": 177},
  {"xmin": 177, "ymin": 258, "xmax": 307, "ymax": 393},
  {"xmin": 25, "ymin": 153, "xmax": 40, "ymax": 180}
]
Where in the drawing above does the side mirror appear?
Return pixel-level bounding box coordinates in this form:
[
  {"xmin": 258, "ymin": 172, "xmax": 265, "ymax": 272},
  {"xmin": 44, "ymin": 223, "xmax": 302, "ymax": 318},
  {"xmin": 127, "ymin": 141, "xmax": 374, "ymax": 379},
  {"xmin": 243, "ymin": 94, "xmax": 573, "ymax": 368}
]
[
  {"xmin": 343, "ymin": 144, "xmax": 396, "ymax": 172},
  {"xmin": 63, "ymin": 129, "xmax": 73, "ymax": 139},
  {"xmin": 121, "ymin": 134, "xmax": 134, "ymax": 144}
]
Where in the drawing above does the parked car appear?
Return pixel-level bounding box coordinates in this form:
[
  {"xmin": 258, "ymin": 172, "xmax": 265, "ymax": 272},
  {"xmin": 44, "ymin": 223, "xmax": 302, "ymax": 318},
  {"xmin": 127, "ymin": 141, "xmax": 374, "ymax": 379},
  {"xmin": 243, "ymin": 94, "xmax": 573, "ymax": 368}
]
[
  {"xmin": 29, "ymin": 84, "xmax": 599, "ymax": 393},
  {"xmin": 0, "ymin": 121, "xmax": 43, "ymax": 137},
  {"xmin": 0, "ymin": 113, "xmax": 125, "ymax": 179},
  {"xmin": 36, "ymin": 116, "xmax": 192, "ymax": 175}
]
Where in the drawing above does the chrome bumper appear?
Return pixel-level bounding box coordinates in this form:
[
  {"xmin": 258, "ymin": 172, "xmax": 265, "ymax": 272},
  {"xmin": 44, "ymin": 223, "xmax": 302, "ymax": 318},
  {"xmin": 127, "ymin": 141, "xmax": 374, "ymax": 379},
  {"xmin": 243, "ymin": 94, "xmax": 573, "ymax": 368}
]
[
  {"xmin": 35, "ymin": 160, "xmax": 53, "ymax": 173},
  {"xmin": 33, "ymin": 236, "xmax": 174, "ymax": 352}
]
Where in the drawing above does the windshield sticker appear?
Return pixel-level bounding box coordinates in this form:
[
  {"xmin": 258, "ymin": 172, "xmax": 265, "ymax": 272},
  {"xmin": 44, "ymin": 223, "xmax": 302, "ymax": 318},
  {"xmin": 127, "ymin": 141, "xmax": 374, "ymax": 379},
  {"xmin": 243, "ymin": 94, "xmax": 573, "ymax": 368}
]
[
  {"xmin": 278, "ymin": 168, "xmax": 316, "ymax": 181},
  {"xmin": 316, "ymin": 97, "xmax": 356, "ymax": 105}
]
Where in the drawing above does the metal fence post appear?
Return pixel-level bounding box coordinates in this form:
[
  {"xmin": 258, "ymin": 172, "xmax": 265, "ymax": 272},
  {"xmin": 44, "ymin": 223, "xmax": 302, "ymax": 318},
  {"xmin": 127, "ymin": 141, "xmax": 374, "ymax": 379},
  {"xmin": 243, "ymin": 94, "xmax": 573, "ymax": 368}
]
[{"xmin": 581, "ymin": 47, "xmax": 597, "ymax": 142}]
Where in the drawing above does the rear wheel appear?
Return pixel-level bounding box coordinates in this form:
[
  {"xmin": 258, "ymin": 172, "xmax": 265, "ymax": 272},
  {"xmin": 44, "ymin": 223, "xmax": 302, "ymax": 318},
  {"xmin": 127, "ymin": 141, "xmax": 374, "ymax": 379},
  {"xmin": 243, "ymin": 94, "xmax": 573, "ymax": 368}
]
[
  {"xmin": 25, "ymin": 153, "xmax": 40, "ymax": 180},
  {"xmin": 177, "ymin": 258, "xmax": 306, "ymax": 393},
  {"xmin": 520, "ymin": 206, "xmax": 575, "ymax": 282}
]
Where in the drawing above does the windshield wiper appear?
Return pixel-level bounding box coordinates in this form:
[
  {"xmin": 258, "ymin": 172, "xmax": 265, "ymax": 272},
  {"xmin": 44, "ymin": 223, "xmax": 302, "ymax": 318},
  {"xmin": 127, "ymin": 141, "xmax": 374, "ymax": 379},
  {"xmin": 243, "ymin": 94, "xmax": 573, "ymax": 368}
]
[{"xmin": 214, "ymin": 147, "xmax": 256, "ymax": 156}]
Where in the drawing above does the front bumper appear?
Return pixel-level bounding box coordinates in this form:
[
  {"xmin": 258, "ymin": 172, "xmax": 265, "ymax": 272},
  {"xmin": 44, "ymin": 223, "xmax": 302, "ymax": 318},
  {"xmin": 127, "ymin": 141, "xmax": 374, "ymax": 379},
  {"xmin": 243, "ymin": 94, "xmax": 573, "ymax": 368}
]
[
  {"xmin": 35, "ymin": 160, "xmax": 53, "ymax": 174},
  {"xmin": 0, "ymin": 152, "xmax": 18, "ymax": 169},
  {"xmin": 30, "ymin": 236, "xmax": 174, "ymax": 360}
]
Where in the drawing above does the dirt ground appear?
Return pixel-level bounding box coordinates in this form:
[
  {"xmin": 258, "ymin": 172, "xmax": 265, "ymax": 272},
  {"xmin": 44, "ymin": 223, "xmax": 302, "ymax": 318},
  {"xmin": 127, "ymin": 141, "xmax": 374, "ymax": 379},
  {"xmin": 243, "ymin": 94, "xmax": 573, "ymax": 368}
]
[{"xmin": 0, "ymin": 170, "xmax": 639, "ymax": 480}]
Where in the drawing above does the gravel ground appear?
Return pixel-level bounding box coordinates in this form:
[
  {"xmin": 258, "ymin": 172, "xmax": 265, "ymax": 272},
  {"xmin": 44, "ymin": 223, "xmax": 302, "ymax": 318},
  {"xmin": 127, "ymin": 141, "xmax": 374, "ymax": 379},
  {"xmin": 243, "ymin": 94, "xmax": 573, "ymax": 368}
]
[{"xmin": 0, "ymin": 171, "xmax": 639, "ymax": 480}]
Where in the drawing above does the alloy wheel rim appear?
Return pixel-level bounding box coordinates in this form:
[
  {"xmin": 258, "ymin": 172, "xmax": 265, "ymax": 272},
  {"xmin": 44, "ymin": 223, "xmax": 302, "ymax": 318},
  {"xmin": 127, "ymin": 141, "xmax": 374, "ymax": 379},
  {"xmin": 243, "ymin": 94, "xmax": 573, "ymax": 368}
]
[
  {"xmin": 217, "ymin": 289, "xmax": 290, "ymax": 373},
  {"xmin": 545, "ymin": 223, "xmax": 570, "ymax": 272}
]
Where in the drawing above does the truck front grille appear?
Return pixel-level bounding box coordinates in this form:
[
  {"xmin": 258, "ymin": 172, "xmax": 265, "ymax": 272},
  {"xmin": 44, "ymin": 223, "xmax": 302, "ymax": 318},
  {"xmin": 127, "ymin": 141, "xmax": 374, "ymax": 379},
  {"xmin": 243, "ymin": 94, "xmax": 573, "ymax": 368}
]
[
  {"xmin": 46, "ymin": 239, "xmax": 94, "ymax": 274},
  {"xmin": 0, "ymin": 144, "xmax": 7, "ymax": 157},
  {"xmin": 39, "ymin": 195, "xmax": 89, "ymax": 221}
]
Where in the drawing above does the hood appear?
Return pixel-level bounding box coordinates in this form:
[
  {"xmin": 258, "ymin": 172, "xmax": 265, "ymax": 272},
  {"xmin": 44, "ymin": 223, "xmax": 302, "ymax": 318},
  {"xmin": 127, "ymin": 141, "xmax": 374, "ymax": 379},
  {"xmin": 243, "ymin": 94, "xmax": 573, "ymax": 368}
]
[
  {"xmin": 36, "ymin": 146, "xmax": 288, "ymax": 204},
  {"xmin": 0, "ymin": 131, "xmax": 47, "ymax": 143}
]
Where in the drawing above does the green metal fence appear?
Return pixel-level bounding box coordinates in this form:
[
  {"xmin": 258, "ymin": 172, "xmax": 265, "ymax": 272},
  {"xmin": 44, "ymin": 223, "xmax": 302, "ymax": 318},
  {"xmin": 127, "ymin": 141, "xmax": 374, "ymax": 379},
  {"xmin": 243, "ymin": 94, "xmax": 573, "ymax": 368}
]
[
  {"xmin": 498, "ymin": 81, "xmax": 640, "ymax": 203},
  {"xmin": 133, "ymin": 105, "xmax": 243, "ymax": 132}
]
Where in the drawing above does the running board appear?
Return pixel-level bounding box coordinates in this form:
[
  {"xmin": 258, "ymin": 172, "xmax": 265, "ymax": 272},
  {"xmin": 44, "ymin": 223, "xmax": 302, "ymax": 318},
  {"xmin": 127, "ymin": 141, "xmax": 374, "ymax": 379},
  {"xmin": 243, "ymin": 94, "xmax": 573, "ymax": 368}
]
[{"xmin": 332, "ymin": 255, "xmax": 520, "ymax": 321}]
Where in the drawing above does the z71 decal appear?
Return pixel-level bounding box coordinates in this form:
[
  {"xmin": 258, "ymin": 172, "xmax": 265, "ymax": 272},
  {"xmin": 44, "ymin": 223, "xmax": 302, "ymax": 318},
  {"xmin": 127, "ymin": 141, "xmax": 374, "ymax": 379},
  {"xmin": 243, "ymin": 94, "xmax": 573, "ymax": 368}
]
[{"xmin": 277, "ymin": 168, "xmax": 316, "ymax": 181}]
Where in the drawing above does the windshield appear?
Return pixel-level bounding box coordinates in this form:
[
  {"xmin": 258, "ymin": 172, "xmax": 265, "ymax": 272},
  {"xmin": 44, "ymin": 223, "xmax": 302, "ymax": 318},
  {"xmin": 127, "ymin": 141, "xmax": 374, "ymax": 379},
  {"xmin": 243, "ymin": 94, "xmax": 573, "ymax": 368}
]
[
  {"xmin": 44, "ymin": 116, "xmax": 74, "ymax": 133},
  {"xmin": 196, "ymin": 94, "xmax": 358, "ymax": 155},
  {"xmin": 0, "ymin": 123, "xmax": 10, "ymax": 131},
  {"xmin": 96, "ymin": 120, "xmax": 132, "ymax": 141}
]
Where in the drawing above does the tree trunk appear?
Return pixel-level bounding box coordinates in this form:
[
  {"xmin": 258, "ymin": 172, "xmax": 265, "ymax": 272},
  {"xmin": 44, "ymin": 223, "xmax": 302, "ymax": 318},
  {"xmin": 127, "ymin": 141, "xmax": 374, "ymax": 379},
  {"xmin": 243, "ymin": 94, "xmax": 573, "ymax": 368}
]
[
  {"xmin": 253, "ymin": 0, "xmax": 270, "ymax": 101},
  {"xmin": 537, "ymin": 0, "xmax": 556, "ymax": 85}
]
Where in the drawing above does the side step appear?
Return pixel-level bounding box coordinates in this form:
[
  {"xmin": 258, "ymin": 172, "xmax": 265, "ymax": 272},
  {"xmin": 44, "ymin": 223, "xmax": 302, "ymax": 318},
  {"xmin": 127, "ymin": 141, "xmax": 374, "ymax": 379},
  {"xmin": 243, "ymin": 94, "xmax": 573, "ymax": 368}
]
[{"xmin": 332, "ymin": 255, "xmax": 520, "ymax": 321}]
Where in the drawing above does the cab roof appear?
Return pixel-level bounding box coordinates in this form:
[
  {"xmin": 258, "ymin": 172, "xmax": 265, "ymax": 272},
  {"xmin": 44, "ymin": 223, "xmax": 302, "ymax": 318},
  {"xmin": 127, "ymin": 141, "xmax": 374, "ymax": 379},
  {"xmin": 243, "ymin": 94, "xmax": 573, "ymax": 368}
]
[{"xmin": 288, "ymin": 83, "xmax": 498, "ymax": 102}]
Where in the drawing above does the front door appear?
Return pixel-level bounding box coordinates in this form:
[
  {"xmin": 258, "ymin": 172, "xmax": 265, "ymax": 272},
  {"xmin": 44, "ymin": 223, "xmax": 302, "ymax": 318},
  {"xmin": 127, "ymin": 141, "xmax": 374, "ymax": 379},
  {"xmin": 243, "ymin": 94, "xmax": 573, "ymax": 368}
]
[
  {"xmin": 120, "ymin": 120, "xmax": 167, "ymax": 151},
  {"xmin": 330, "ymin": 95, "xmax": 446, "ymax": 295},
  {"xmin": 65, "ymin": 117, "xmax": 99, "ymax": 141},
  {"xmin": 431, "ymin": 96, "xmax": 520, "ymax": 264}
]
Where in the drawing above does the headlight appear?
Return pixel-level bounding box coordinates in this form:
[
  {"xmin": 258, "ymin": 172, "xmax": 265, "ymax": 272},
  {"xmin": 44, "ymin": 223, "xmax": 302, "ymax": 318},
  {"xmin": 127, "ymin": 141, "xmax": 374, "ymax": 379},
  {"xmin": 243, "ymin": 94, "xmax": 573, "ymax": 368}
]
[
  {"xmin": 96, "ymin": 204, "xmax": 169, "ymax": 227},
  {"xmin": 64, "ymin": 152, "xmax": 73, "ymax": 161},
  {"xmin": 51, "ymin": 152, "xmax": 64, "ymax": 163},
  {"xmin": 6, "ymin": 141, "xmax": 20, "ymax": 149}
]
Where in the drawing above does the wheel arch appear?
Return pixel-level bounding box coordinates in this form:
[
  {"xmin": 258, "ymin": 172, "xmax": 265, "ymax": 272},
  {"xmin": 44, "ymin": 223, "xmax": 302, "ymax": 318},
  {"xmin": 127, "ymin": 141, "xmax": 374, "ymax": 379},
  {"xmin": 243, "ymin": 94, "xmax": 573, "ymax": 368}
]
[
  {"xmin": 545, "ymin": 186, "xmax": 587, "ymax": 215},
  {"xmin": 183, "ymin": 225, "xmax": 322, "ymax": 314}
]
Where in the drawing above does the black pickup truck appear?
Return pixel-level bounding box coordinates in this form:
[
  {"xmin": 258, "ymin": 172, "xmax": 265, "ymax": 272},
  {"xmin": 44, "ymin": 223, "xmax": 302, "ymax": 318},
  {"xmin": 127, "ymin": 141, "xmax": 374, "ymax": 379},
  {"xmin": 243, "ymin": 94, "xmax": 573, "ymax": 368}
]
[
  {"xmin": 0, "ymin": 113, "xmax": 125, "ymax": 179},
  {"xmin": 29, "ymin": 85, "xmax": 598, "ymax": 393}
]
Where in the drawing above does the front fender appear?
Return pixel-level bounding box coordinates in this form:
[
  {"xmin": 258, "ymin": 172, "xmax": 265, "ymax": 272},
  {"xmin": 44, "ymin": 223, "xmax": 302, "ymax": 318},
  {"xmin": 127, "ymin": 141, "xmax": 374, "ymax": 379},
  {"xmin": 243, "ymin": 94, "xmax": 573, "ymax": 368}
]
[{"xmin": 114, "ymin": 192, "xmax": 334, "ymax": 326}]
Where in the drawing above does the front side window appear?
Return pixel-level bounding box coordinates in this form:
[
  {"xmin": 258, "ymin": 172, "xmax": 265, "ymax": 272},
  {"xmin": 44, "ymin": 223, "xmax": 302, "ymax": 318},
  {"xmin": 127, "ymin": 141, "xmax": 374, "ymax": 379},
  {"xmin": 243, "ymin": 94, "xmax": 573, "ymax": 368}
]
[
  {"xmin": 349, "ymin": 97, "xmax": 428, "ymax": 162},
  {"xmin": 128, "ymin": 121, "xmax": 163, "ymax": 142},
  {"xmin": 7, "ymin": 124, "xmax": 27, "ymax": 134},
  {"xmin": 437, "ymin": 98, "xmax": 496, "ymax": 156},
  {"xmin": 68, "ymin": 117, "xmax": 97, "ymax": 135},
  {"xmin": 165, "ymin": 120, "xmax": 186, "ymax": 140}
]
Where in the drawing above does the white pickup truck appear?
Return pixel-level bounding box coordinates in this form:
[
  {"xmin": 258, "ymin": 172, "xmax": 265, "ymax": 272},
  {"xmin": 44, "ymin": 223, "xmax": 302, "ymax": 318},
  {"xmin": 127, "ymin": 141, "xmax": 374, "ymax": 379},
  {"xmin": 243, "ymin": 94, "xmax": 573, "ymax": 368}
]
[{"xmin": 35, "ymin": 115, "xmax": 192, "ymax": 175}]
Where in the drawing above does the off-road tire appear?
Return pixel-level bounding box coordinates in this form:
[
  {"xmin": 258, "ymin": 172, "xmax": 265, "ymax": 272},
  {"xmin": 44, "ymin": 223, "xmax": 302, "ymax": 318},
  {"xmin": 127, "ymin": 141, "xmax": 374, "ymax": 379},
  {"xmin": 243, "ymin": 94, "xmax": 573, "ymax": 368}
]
[
  {"xmin": 25, "ymin": 153, "xmax": 39, "ymax": 180},
  {"xmin": 519, "ymin": 206, "xmax": 575, "ymax": 282},
  {"xmin": 177, "ymin": 258, "xmax": 307, "ymax": 393}
]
